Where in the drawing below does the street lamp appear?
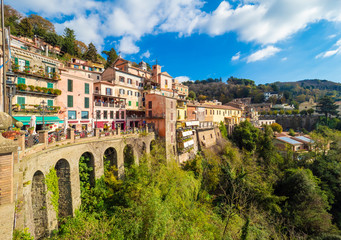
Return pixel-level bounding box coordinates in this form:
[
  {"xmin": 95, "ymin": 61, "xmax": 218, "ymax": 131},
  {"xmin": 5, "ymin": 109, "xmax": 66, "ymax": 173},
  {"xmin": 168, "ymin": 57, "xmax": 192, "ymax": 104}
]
[
  {"xmin": 6, "ymin": 70, "xmax": 17, "ymax": 117},
  {"xmin": 38, "ymin": 100, "xmax": 47, "ymax": 130}
]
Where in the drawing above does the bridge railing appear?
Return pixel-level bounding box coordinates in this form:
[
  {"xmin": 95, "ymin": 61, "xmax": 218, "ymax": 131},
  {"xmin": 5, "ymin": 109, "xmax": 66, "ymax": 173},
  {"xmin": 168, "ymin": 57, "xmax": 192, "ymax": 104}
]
[{"xmin": 18, "ymin": 127, "xmax": 154, "ymax": 154}]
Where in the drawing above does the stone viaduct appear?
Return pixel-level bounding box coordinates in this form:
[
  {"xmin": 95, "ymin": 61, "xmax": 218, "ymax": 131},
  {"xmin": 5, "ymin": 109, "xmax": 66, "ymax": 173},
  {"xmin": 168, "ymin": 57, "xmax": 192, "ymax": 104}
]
[{"xmin": 0, "ymin": 131, "xmax": 155, "ymax": 240}]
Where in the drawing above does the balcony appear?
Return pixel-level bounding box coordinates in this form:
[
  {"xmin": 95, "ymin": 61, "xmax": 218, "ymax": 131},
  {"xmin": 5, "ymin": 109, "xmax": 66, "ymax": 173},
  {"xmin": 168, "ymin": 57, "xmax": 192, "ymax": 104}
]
[
  {"xmin": 93, "ymin": 102, "xmax": 126, "ymax": 109},
  {"xmin": 146, "ymin": 113, "xmax": 165, "ymax": 119}
]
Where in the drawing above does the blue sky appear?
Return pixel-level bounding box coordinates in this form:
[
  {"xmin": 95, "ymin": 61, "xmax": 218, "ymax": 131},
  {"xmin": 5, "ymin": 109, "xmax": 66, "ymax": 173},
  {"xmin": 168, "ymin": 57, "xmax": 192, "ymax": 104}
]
[{"xmin": 7, "ymin": 0, "xmax": 341, "ymax": 84}]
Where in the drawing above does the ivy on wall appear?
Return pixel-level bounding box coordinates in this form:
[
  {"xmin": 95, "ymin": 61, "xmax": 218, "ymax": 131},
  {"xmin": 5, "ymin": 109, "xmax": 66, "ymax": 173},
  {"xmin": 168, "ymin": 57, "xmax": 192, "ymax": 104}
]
[{"xmin": 45, "ymin": 168, "xmax": 59, "ymax": 215}]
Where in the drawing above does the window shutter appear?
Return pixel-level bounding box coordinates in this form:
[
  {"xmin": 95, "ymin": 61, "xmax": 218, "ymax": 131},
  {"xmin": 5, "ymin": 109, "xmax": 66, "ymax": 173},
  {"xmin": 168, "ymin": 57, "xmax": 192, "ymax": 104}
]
[
  {"xmin": 84, "ymin": 97, "xmax": 89, "ymax": 108},
  {"xmin": 47, "ymin": 100, "xmax": 53, "ymax": 107},
  {"xmin": 129, "ymin": 101, "xmax": 131, "ymax": 106},
  {"xmin": 52, "ymin": 68, "xmax": 55, "ymax": 73},
  {"xmin": 25, "ymin": 60, "xmax": 30, "ymax": 67},
  {"xmin": 15, "ymin": 58, "xmax": 18, "ymax": 65},
  {"xmin": 17, "ymin": 77, "xmax": 26, "ymax": 84},
  {"xmin": 85, "ymin": 83, "xmax": 89, "ymax": 94},
  {"xmin": 67, "ymin": 95, "xmax": 73, "ymax": 107},
  {"xmin": 68, "ymin": 79, "xmax": 73, "ymax": 92},
  {"xmin": 136, "ymin": 101, "xmax": 138, "ymax": 107},
  {"xmin": 17, "ymin": 97, "xmax": 25, "ymax": 109},
  {"xmin": 47, "ymin": 83, "xmax": 53, "ymax": 88}
]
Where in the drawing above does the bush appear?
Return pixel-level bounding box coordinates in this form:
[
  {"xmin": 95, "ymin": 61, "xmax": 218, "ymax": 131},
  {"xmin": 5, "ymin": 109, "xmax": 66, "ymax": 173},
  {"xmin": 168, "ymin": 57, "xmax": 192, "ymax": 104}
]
[
  {"xmin": 270, "ymin": 123, "xmax": 283, "ymax": 133},
  {"xmin": 289, "ymin": 129, "xmax": 295, "ymax": 136}
]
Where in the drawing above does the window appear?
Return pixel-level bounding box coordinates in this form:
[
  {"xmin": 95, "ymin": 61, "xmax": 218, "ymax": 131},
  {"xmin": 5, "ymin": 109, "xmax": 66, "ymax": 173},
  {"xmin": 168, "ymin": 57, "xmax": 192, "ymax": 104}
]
[
  {"xmin": 17, "ymin": 96, "xmax": 25, "ymax": 109},
  {"xmin": 135, "ymin": 92, "xmax": 140, "ymax": 97},
  {"xmin": 88, "ymin": 74, "xmax": 91, "ymax": 78},
  {"xmin": 110, "ymin": 111, "xmax": 114, "ymax": 119},
  {"xmin": 116, "ymin": 111, "xmax": 119, "ymax": 119},
  {"xmin": 128, "ymin": 101, "xmax": 131, "ymax": 106},
  {"xmin": 178, "ymin": 110, "xmax": 180, "ymax": 117},
  {"xmin": 149, "ymin": 110, "xmax": 152, "ymax": 117},
  {"xmin": 203, "ymin": 135, "xmax": 205, "ymax": 140},
  {"xmin": 68, "ymin": 111, "xmax": 76, "ymax": 120},
  {"xmin": 171, "ymin": 113, "xmax": 173, "ymax": 120},
  {"xmin": 136, "ymin": 101, "xmax": 139, "ymax": 107},
  {"xmin": 148, "ymin": 101, "xmax": 152, "ymax": 108},
  {"xmin": 211, "ymin": 134, "xmax": 213, "ymax": 138},
  {"xmin": 121, "ymin": 111, "xmax": 124, "ymax": 119},
  {"xmin": 85, "ymin": 83, "xmax": 89, "ymax": 94},
  {"xmin": 68, "ymin": 79, "xmax": 73, "ymax": 92},
  {"xmin": 127, "ymin": 90, "xmax": 132, "ymax": 96},
  {"xmin": 46, "ymin": 66, "xmax": 55, "ymax": 78},
  {"xmin": 47, "ymin": 100, "xmax": 53, "ymax": 107},
  {"xmin": 74, "ymin": 65, "xmax": 79, "ymax": 69},
  {"xmin": 67, "ymin": 95, "xmax": 73, "ymax": 107},
  {"xmin": 136, "ymin": 81, "xmax": 139, "ymax": 86},
  {"xmin": 119, "ymin": 89, "xmax": 125, "ymax": 95},
  {"xmin": 127, "ymin": 78, "xmax": 132, "ymax": 84},
  {"xmin": 97, "ymin": 76, "xmax": 100, "ymax": 80},
  {"xmin": 17, "ymin": 77, "xmax": 26, "ymax": 84},
  {"xmin": 165, "ymin": 80, "xmax": 168, "ymax": 86},
  {"xmin": 84, "ymin": 97, "xmax": 89, "ymax": 108},
  {"xmin": 106, "ymin": 88, "xmax": 112, "ymax": 95},
  {"xmin": 171, "ymin": 102, "xmax": 173, "ymax": 108},
  {"xmin": 103, "ymin": 111, "xmax": 108, "ymax": 119},
  {"xmin": 88, "ymin": 67, "xmax": 92, "ymax": 71},
  {"xmin": 119, "ymin": 77, "xmax": 125, "ymax": 82},
  {"xmin": 96, "ymin": 110, "xmax": 101, "ymax": 119},
  {"xmin": 139, "ymin": 83, "xmax": 143, "ymax": 87},
  {"xmin": 18, "ymin": 59, "xmax": 26, "ymax": 71},
  {"xmin": 47, "ymin": 83, "xmax": 53, "ymax": 89},
  {"xmin": 81, "ymin": 111, "xmax": 89, "ymax": 119}
]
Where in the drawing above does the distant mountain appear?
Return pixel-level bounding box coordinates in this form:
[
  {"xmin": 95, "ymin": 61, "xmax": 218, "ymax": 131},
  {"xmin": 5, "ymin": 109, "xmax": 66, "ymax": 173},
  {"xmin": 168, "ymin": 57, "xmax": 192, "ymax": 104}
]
[{"xmin": 274, "ymin": 79, "xmax": 341, "ymax": 91}]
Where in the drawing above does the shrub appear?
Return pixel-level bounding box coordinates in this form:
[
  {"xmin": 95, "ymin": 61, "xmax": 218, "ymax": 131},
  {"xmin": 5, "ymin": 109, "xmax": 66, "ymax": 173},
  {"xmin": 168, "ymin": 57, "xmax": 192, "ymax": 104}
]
[
  {"xmin": 270, "ymin": 123, "xmax": 283, "ymax": 133},
  {"xmin": 17, "ymin": 83, "xmax": 27, "ymax": 91}
]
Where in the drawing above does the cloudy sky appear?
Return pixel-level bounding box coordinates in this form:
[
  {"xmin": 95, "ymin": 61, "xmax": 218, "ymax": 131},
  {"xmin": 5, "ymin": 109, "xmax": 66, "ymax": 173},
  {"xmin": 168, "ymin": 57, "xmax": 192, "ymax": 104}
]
[{"xmin": 7, "ymin": 0, "xmax": 341, "ymax": 84}]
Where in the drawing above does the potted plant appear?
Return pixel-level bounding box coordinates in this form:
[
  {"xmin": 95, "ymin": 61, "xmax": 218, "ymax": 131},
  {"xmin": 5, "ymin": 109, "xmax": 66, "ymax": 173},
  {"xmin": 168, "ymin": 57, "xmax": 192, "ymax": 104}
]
[
  {"xmin": 12, "ymin": 63, "xmax": 19, "ymax": 72},
  {"xmin": 28, "ymin": 127, "xmax": 34, "ymax": 134},
  {"xmin": 53, "ymin": 89, "xmax": 62, "ymax": 95},
  {"xmin": 28, "ymin": 85, "xmax": 35, "ymax": 91},
  {"xmin": 41, "ymin": 87, "xmax": 48, "ymax": 93},
  {"xmin": 17, "ymin": 83, "xmax": 27, "ymax": 91},
  {"xmin": 47, "ymin": 88, "xmax": 53, "ymax": 94},
  {"xmin": 24, "ymin": 65, "xmax": 30, "ymax": 74},
  {"xmin": 35, "ymin": 86, "xmax": 42, "ymax": 92},
  {"xmin": 14, "ymin": 103, "xmax": 21, "ymax": 111},
  {"xmin": 2, "ymin": 128, "xmax": 21, "ymax": 140}
]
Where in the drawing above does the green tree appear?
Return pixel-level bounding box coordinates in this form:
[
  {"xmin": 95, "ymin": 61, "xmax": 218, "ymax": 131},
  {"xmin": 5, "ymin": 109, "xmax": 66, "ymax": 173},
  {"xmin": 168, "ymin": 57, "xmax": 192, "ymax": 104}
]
[
  {"xmin": 62, "ymin": 27, "xmax": 77, "ymax": 56},
  {"xmin": 18, "ymin": 18, "xmax": 33, "ymax": 38},
  {"xmin": 28, "ymin": 14, "xmax": 55, "ymax": 37},
  {"xmin": 188, "ymin": 90, "xmax": 196, "ymax": 99},
  {"xmin": 84, "ymin": 42, "xmax": 98, "ymax": 62},
  {"xmin": 232, "ymin": 120, "xmax": 260, "ymax": 152},
  {"xmin": 219, "ymin": 121, "xmax": 228, "ymax": 139},
  {"xmin": 44, "ymin": 32, "xmax": 63, "ymax": 47},
  {"xmin": 270, "ymin": 123, "xmax": 283, "ymax": 133},
  {"xmin": 316, "ymin": 96, "xmax": 338, "ymax": 118},
  {"xmin": 102, "ymin": 48, "xmax": 118, "ymax": 69},
  {"xmin": 288, "ymin": 129, "xmax": 295, "ymax": 136},
  {"xmin": 4, "ymin": 5, "xmax": 22, "ymax": 36},
  {"xmin": 307, "ymin": 108, "xmax": 315, "ymax": 116}
]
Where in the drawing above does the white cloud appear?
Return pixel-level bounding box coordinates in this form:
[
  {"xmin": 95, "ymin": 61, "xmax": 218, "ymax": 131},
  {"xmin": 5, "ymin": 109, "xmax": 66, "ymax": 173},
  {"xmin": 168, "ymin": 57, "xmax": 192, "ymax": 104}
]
[
  {"xmin": 246, "ymin": 45, "xmax": 281, "ymax": 63},
  {"xmin": 281, "ymin": 57, "xmax": 288, "ymax": 61},
  {"xmin": 231, "ymin": 52, "xmax": 240, "ymax": 61},
  {"xmin": 118, "ymin": 36, "xmax": 140, "ymax": 55},
  {"xmin": 10, "ymin": 0, "xmax": 341, "ymax": 55},
  {"xmin": 316, "ymin": 38, "xmax": 341, "ymax": 58},
  {"xmin": 175, "ymin": 76, "xmax": 191, "ymax": 83},
  {"xmin": 141, "ymin": 50, "xmax": 151, "ymax": 59}
]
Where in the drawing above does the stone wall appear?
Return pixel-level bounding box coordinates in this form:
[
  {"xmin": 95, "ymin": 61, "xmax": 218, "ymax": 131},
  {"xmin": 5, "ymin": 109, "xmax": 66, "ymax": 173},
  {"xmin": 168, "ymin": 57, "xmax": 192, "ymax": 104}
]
[
  {"xmin": 259, "ymin": 115, "xmax": 320, "ymax": 131},
  {"xmin": 197, "ymin": 127, "xmax": 221, "ymax": 149}
]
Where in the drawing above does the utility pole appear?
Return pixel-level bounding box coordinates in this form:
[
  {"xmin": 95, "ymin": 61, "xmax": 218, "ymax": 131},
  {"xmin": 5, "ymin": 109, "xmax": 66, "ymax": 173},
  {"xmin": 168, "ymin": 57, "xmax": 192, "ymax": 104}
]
[{"xmin": 1, "ymin": 0, "xmax": 7, "ymax": 112}]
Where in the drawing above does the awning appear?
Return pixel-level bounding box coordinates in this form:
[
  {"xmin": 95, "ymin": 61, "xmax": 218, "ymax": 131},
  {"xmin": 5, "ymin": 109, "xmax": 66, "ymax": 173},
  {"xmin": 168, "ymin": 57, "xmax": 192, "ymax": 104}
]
[{"xmin": 14, "ymin": 116, "xmax": 64, "ymax": 125}]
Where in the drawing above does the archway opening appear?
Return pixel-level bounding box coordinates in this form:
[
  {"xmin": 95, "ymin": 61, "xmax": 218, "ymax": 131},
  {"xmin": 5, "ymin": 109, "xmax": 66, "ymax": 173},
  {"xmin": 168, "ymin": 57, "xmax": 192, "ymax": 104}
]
[
  {"xmin": 150, "ymin": 140, "xmax": 156, "ymax": 152},
  {"xmin": 124, "ymin": 144, "xmax": 134, "ymax": 168},
  {"xmin": 55, "ymin": 159, "xmax": 73, "ymax": 223},
  {"xmin": 31, "ymin": 171, "xmax": 48, "ymax": 239},
  {"xmin": 104, "ymin": 147, "xmax": 118, "ymax": 176},
  {"xmin": 141, "ymin": 142, "xmax": 146, "ymax": 154},
  {"xmin": 79, "ymin": 152, "xmax": 95, "ymax": 205}
]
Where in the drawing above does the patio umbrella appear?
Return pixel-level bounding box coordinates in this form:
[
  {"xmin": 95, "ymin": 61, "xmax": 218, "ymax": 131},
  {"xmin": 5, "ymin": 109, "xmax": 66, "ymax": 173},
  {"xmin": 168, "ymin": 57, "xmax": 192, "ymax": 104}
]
[{"xmin": 30, "ymin": 115, "xmax": 36, "ymax": 134}]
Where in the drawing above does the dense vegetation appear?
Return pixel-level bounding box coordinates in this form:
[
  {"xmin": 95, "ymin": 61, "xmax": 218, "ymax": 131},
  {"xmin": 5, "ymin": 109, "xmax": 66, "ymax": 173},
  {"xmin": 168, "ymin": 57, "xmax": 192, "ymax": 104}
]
[
  {"xmin": 184, "ymin": 77, "xmax": 341, "ymax": 105},
  {"xmin": 18, "ymin": 122, "xmax": 335, "ymax": 239}
]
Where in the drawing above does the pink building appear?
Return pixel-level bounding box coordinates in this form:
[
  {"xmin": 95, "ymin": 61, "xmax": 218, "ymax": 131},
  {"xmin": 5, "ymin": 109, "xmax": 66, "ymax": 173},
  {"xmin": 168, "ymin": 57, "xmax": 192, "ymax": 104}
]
[{"xmin": 57, "ymin": 59, "xmax": 103, "ymax": 131}]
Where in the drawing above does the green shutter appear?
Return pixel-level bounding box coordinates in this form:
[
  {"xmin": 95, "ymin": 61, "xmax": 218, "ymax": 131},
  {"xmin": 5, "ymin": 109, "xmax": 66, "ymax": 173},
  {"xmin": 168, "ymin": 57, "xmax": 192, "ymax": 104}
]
[
  {"xmin": 85, "ymin": 83, "xmax": 89, "ymax": 94},
  {"xmin": 15, "ymin": 58, "xmax": 18, "ymax": 65},
  {"xmin": 68, "ymin": 79, "xmax": 73, "ymax": 92},
  {"xmin": 17, "ymin": 77, "xmax": 26, "ymax": 84},
  {"xmin": 47, "ymin": 83, "xmax": 54, "ymax": 88},
  {"xmin": 25, "ymin": 60, "xmax": 30, "ymax": 67},
  {"xmin": 136, "ymin": 101, "xmax": 138, "ymax": 107},
  {"xmin": 67, "ymin": 95, "xmax": 73, "ymax": 107},
  {"xmin": 52, "ymin": 68, "xmax": 55, "ymax": 73},
  {"xmin": 128, "ymin": 101, "xmax": 131, "ymax": 106},
  {"xmin": 47, "ymin": 100, "xmax": 53, "ymax": 107},
  {"xmin": 84, "ymin": 97, "xmax": 89, "ymax": 108},
  {"xmin": 17, "ymin": 97, "xmax": 25, "ymax": 109}
]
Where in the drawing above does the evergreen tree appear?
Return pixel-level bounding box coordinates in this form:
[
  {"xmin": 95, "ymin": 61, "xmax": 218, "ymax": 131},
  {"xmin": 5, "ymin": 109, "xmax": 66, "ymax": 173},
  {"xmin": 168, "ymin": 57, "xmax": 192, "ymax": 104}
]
[
  {"xmin": 18, "ymin": 18, "xmax": 33, "ymax": 38},
  {"xmin": 316, "ymin": 96, "xmax": 339, "ymax": 118},
  {"xmin": 62, "ymin": 28, "xmax": 77, "ymax": 56},
  {"xmin": 102, "ymin": 48, "xmax": 118, "ymax": 68},
  {"xmin": 84, "ymin": 42, "xmax": 98, "ymax": 62}
]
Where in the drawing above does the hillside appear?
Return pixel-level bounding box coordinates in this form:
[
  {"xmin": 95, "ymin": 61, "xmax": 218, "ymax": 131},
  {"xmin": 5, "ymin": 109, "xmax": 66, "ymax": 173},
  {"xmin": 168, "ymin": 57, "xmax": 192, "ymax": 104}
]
[{"xmin": 184, "ymin": 78, "xmax": 341, "ymax": 104}]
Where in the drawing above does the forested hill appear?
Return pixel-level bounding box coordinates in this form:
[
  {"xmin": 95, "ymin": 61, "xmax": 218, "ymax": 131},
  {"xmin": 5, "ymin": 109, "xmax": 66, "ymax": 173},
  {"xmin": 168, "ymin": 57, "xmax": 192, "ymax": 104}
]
[{"xmin": 183, "ymin": 77, "xmax": 341, "ymax": 104}]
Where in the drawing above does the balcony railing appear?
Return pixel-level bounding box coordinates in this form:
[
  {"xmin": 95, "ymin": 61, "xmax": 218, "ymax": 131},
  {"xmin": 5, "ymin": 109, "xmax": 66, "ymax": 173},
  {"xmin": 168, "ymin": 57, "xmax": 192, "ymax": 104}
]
[{"xmin": 94, "ymin": 102, "xmax": 126, "ymax": 108}]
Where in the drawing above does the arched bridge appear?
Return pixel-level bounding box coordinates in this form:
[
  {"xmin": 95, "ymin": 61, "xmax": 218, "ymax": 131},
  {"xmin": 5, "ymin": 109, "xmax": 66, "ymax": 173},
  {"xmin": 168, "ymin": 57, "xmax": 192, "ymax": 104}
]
[{"xmin": 18, "ymin": 132, "xmax": 155, "ymax": 239}]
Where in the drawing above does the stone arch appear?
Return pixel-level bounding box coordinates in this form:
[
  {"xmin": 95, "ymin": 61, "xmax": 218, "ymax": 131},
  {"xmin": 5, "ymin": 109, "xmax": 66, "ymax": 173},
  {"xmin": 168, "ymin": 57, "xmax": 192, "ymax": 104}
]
[
  {"xmin": 123, "ymin": 144, "xmax": 135, "ymax": 168},
  {"xmin": 79, "ymin": 152, "xmax": 95, "ymax": 188},
  {"xmin": 141, "ymin": 142, "xmax": 146, "ymax": 154},
  {"xmin": 150, "ymin": 140, "xmax": 156, "ymax": 152},
  {"xmin": 31, "ymin": 170, "xmax": 48, "ymax": 240},
  {"xmin": 55, "ymin": 159, "xmax": 73, "ymax": 222},
  {"xmin": 103, "ymin": 147, "xmax": 118, "ymax": 175}
]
